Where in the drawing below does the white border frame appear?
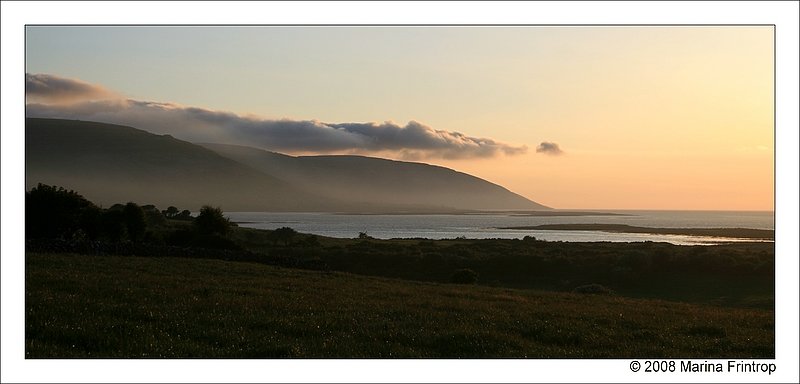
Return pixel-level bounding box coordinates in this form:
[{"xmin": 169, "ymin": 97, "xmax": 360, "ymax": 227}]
[{"xmin": 2, "ymin": 2, "xmax": 798, "ymax": 383}]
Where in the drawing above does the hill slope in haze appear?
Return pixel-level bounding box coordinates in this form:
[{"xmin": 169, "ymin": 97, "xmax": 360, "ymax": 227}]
[
  {"xmin": 26, "ymin": 118, "xmax": 548, "ymax": 212},
  {"xmin": 201, "ymin": 143, "xmax": 549, "ymax": 211},
  {"xmin": 25, "ymin": 118, "xmax": 334, "ymax": 211}
]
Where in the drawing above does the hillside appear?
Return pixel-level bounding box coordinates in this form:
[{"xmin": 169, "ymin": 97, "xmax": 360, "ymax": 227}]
[
  {"xmin": 25, "ymin": 118, "xmax": 332, "ymax": 211},
  {"xmin": 26, "ymin": 118, "xmax": 548, "ymax": 211},
  {"xmin": 201, "ymin": 143, "xmax": 549, "ymax": 211}
]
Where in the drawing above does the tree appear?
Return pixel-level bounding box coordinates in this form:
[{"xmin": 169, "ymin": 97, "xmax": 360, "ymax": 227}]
[
  {"xmin": 108, "ymin": 203, "xmax": 125, "ymax": 211},
  {"xmin": 26, "ymin": 183, "xmax": 98, "ymax": 239},
  {"xmin": 78, "ymin": 205, "xmax": 103, "ymax": 240},
  {"xmin": 141, "ymin": 205, "xmax": 166, "ymax": 226},
  {"xmin": 193, "ymin": 206, "xmax": 231, "ymax": 236},
  {"xmin": 162, "ymin": 206, "xmax": 179, "ymax": 219},
  {"xmin": 101, "ymin": 209, "xmax": 126, "ymax": 242},
  {"xmin": 123, "ymin": 202, "xmax": 146, "ymax": 242},
  {"xmin": 176, "ymin": 209, "xmax": 193, "ymax": 221}
]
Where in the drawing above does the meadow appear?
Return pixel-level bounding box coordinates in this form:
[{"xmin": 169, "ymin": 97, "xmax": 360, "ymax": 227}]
[
  {"xmin": 229, "ymin": 228, "xmax": 775, "ymax": 309},
  {"xmin": 26, "ymin": 252, "xmax": 773, "ymax": 358}
]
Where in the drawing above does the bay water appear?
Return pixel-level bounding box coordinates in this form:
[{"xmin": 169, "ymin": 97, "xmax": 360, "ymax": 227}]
[{"xmin": 226, "ymin": 210, "xmax": 774, "ymax": 245}]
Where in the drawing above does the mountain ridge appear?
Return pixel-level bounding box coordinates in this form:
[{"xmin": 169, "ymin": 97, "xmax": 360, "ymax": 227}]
[
  {"xmin": 26, "ymin": 118, "xmax": 549, "ymax": 212},
  {"xmin": 200, "ymin": 143, "xmax": 549, "ymax": 211},
  {"xmin": 26, "ymin": 118, "xmax": 334, "ymax": 211}
]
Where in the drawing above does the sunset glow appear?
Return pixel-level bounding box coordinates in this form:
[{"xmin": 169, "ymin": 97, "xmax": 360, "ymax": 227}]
[{"xmin": 25, "ymin": 26, "xmax": 774, "ymax": 210}]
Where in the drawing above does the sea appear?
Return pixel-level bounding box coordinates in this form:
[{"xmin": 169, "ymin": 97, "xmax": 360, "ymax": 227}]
[{"xmin": 226, "ymin": 210, "xmax": 774, "ymax": 246}]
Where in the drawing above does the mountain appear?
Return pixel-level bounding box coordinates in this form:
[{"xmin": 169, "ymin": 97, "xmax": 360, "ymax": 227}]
[
  {"xmin": 200, "ymin": 143, "xmax": 549, "ymax": 211},
  {"xmin": 25, "ymin": 118, "xmax": 333, "ymax": 211},
  {"xmin": 26, "ymin": 118, "xmax": 549, "ymax": 212}
]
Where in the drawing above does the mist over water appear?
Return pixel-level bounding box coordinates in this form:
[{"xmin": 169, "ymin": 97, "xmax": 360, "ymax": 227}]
[{"xmin": 227, "ymin": 210, "xmax": 774, "ymax": 245}]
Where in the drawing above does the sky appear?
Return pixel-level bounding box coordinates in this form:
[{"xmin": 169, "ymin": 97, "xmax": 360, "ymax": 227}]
[{"xmin": 25, "ymin": 26, "xmax": 775, "ymax": 210}]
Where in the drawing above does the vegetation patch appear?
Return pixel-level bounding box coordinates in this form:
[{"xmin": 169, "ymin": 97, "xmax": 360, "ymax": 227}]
[
  {"xmin": 572, "ymin": 284, "xmax": 615, "ymax": 295},
  {"xmin": 26, "ymin": 253, "xmax": 774, "ymax": 358},
  {"xmin": 450, "ymin": 268, "xmax": 479, "ymax": 284}
]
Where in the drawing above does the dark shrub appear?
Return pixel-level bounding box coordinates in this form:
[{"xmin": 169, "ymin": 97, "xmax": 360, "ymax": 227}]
[
  {"xmin": 77, "ymin": 205, "xmax": 103, "ymax": 240},
  {"xmin": 270, "ymin": 227, "xmax": 298, "ymax": 246},
  {"xmin": 100, "ymin": 209, "xmax": 126, "ymax": 242},
  {"xmin": 108, "ymin": 203, "xmax": 125, "ymax": 211},
  {"xmin": 123, "ymin": 202, "xmax": 146, "ymax": 242},
  {"xmin": 193, "ymin": 206, "xmax": 231, "ymax": 236},
  {"xmin": 162, "ymin": 206, "xmax": 179, "ymax": 219},
  {"xmin": 192, "ymin": 234, "xmax": 241, "ymax": 250},
  {"xmin": 303, "ymin": 235, "xmax": 321, "ymax": 247},
  {"xmin": 165, "ymin": 228, "xmax": 194, "ymax": 247},
  {"xmin": 141, "ymin": 205, "xmax": 166, "ymax": 226},
  {"xmin": 26, "ymin": 183, "xmax": 98, "ymax": 240},
  {"xmin": 176, "ymin": 209, "xmax": 193, "ymax": 221},
  {"xmin": 451, "ymin": 268, "xmax": 479, "ymax": 284},
  {"xmin": 572, "ymin": 283, "xmax": 615, "ymax": 295}
]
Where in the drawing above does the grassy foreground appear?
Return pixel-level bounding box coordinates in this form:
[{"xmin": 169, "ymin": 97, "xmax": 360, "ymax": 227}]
[
  {"xmin": 230, "ymin": 228, "xmax": 775, "ymax": 309},
  {"xmin": 26, "ymin": 253, "xmax": 774, "ymax": 358}
]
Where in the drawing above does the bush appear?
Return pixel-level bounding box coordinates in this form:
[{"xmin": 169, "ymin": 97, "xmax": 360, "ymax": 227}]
[
  {"xmin": 141, "ymin": 205, "xmax": 166, "ymax": 226},
  {"xmin": 270, "ymin": 227, "xmax": 298, "ymax": 246},
  {"xmin": 193, "ymin": 206, "xmax": 231, "ymax": 236},
  {"xmin": 26, "ymin": 183, "xmax": 99, "ymax": 240},
  {"xmin": 192, "ymin": 234, "xmax": 241, "ymax": 250},
  {"xmin": 100, "ymin": 209, "xmax": 126, "ymax": 242},
  {"xmin": 77, "ymin": 205, "xmax": 103, "ymax": 240},
  {"xmin": 451, "ymin": 268, "xmax": 479, "ymax": 284},
  {"xmin": 572, "ymin": 284, "xmax": 615, "ymax": 295},
  {"xmin": 162, "ymin": 206, "xmax": 179, "ymax": 219},
  {"xmin": 123, "ymin": 202, "xmax": 146, "ymax": 242},
  {"xmin": 303, "ymin": 235, "xmax": 321, "ymax": 247}
]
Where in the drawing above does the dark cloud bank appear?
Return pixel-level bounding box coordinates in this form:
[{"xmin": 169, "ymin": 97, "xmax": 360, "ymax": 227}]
[{"xmin": 26, "ymin": 73, "xmax": 528, "ymax": 160}]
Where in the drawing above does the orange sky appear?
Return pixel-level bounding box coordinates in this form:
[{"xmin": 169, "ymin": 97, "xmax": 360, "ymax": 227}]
[{"xmin": 25, "ymin": 26, "xmax": 775, "ymax": 210}]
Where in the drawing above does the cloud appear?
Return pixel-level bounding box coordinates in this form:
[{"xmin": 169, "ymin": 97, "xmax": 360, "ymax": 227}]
[
  {"xmin": 25, "ymin": 73, "xmax": 527, "ymax": 160},
  {"xmin": 536, "ymin": 141, "xmax": 563, "ymax": 156},
  {"xmin": 26, "ymin": 73, "xmax": 116, "ymax": 104}
]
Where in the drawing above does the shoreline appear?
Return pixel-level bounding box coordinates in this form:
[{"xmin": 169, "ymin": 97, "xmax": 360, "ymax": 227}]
[
  {"xmin": 498, "ymin": 224, "xmax": 775, "ymax": 240},
  {"xmin": 330, "ymin": 210, "xmax": 633, "ymax": 217}
]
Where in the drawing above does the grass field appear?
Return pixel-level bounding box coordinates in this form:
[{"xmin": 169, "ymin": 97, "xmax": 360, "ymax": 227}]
[
  {"xmin": 230, "ymin": 228, "xmax": 775, "ymax": 309},
  {"xmin": 26, "ymin": 253, "xmax": 774, "ymax": 358}
]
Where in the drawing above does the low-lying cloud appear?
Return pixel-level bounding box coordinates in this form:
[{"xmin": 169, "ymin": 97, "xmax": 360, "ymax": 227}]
[
  {"xmin": 536, "ymin": 141, "xmax": 563, "ymax": 155},
  {"xmin": 26, "ymin": 73, "xmax": 117, "ymax": 104},
  {"xmin": 25, "ymin": 73, "xmax": 527, "ymax": 160}
]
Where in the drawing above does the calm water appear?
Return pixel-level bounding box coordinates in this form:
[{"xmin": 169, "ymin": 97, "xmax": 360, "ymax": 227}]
[{"xmin": 226, "ymin": 210, "xmax": 774, "ymax": 245}]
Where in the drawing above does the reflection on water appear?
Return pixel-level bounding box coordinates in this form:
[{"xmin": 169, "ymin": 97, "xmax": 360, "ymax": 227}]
[{"xmin": 226, "ymin": 211, "xmax": 774, "ymax": 246}]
